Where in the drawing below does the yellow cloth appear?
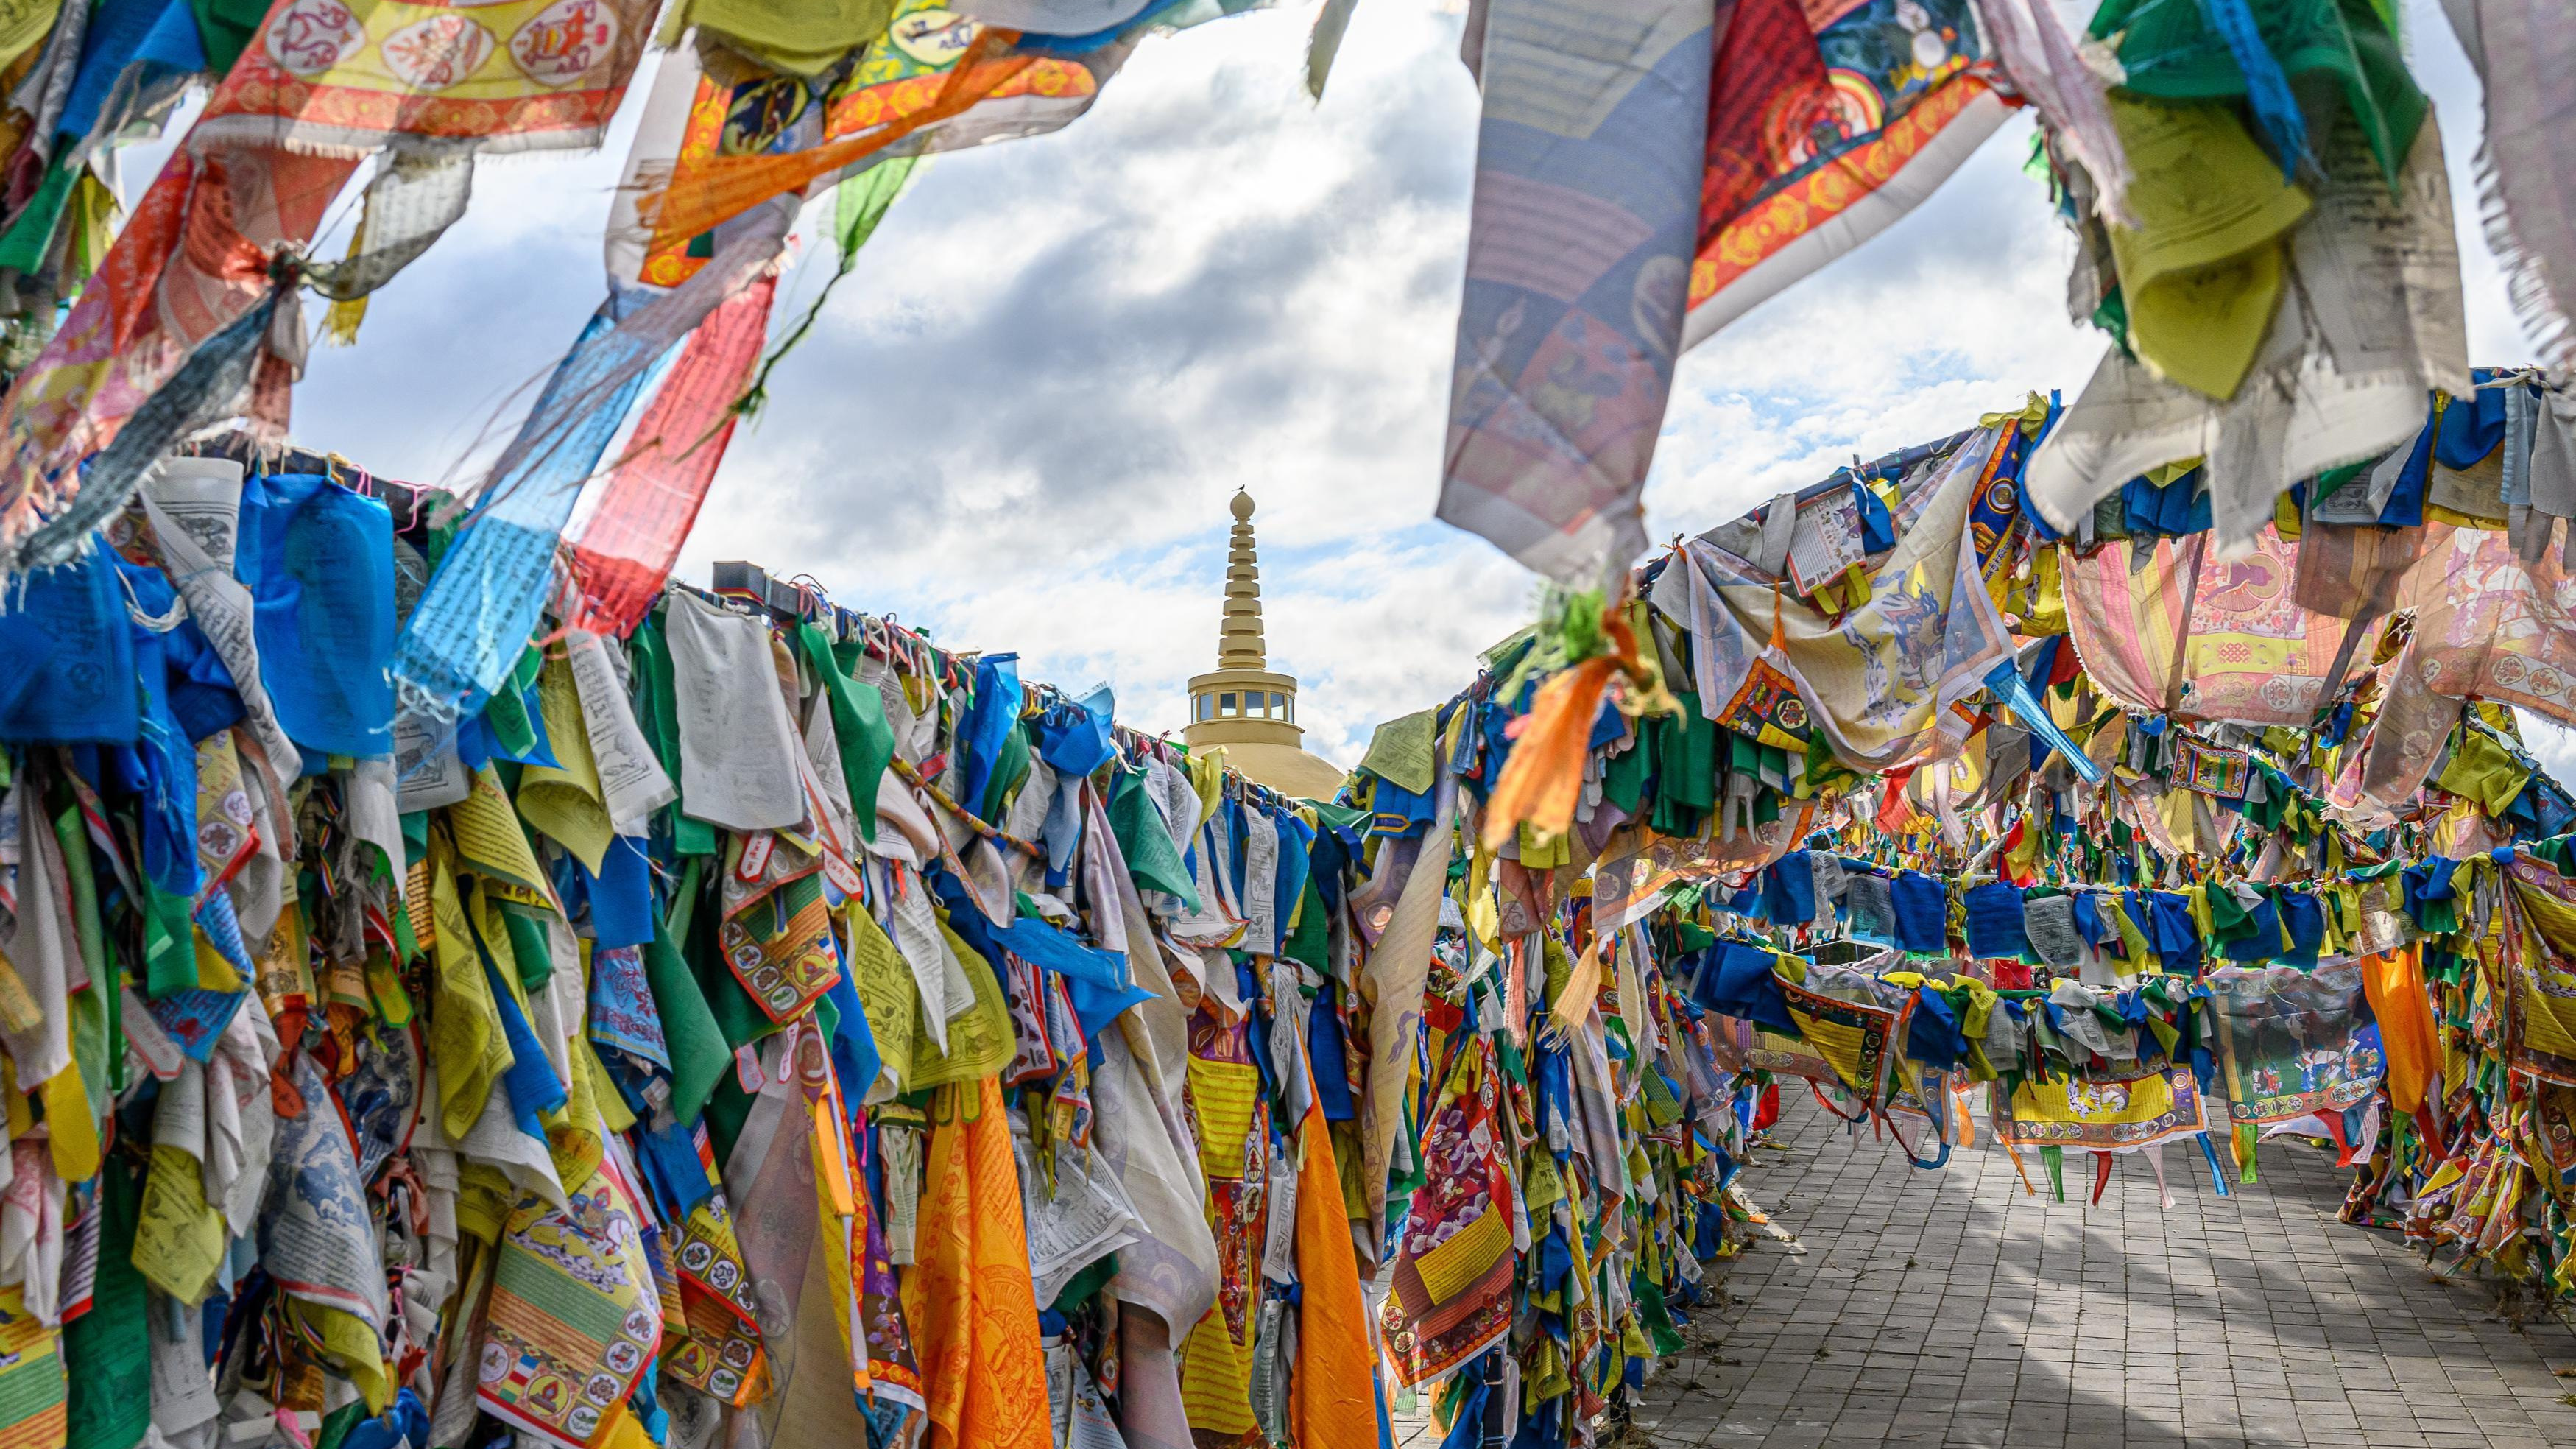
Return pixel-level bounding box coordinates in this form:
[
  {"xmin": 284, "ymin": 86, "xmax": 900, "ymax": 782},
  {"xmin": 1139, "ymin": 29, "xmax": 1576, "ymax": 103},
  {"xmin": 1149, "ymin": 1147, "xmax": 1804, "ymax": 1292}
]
[
  {"xmin": 456, "ymin": 1165, "xmax": 513, "ymax": 1245},
  {"xmin": 842, "ymin": 903, "xmax": 914, "ymax": 1094},
  {"xmin": 0, "ymin": 951, "xmax": 40, "ymax": 1043},
  {"xmin": 1185, "ymin": 1054, "xmax": 1260, "ymax": 1181},
  {"xmin": 2508, "ymin": 878, "xmax": 2576, "ymax": 1070},
  {"xmin": 191, "ymin": 928, "xmax": 243, "ymax": 994},
  {"xmin": 291, "ymin": 1300, "xmax": 391, "ymax": 1414},
  {"xmin": 666, "ymin": 0, "xmax": 891, "ymax": 76},
  {"xmin": 1186, "ymin": 749, "xmax": 1226, "ymax": 831},
  {"xmin": 1516, "ymin": 823, "xmax": 1570, "ymax": 870},
  {"xmin": 2000, "ymin": 1066, "xmax": 2201, "ymax": 1149},
  {"xmin": 2105, "ymin": 96, "xmax": 2313, "ymax": 400},
  {"xmin": 369, "ymin": 947, "xmax": 413, "ymax": 1026},
  {"xmin": 1179, "ymin": 1305, "xmax": 1258, "ymax": 1438},
  {"xmin": 2025, "ymin": 544, "xmax": 2068, "ymax": 635},
  {"xmin": 61, "ymin": 171, "xmax": 113, "ymax": 292},
  {"xmin": 906, "ymin": 921, "xmax": 1012, "ymax": 1090},
  {"xmin": 543, "ymin": 1033, "xmax": 604, "ymax": 1196},
  {"xmin": 2435, "ymin": 729, "xmax": 2530, "ymax": 817},
  {"xmin": 37, "ymin": 1065, "xmax": 94, "ymax": 1184},
  {"xmin": 1464, "ymin": 844, "xmax": 1502, "ymax": 952},
  {"xmin": 516, "ymin": 653, "xmax": 615, "ymax": 874},
  {"xmin": 1811, "ymin": 562, "xmax": 1874, "ymax": 616},
  {"xmin": 1954, "ymin": 978, "xmax": 2002, "ymax": 1079},
  {"xmin": 2003, "ymin": 819, "xmax": 2042, "ymax": 878},
  {"xmin": 1980, "ymin": 391, "xmax": 2052, "ymax": 436},
  {"xmin": 134, "ymin": 1143, "xmax": 227, "ymax": 1306},
  {"xmin": 253, "ymin": 872, "xmax": 314, "ymax": 1029},
  {"xmin": 0, "ymin": 0, "xmax": 56, "ymax": 79},
  {"xmin": 452, "ymin": 767, "xmax": 555, "ymax": 904},
  {"xmin": 479, "ymin": 1174, "xmax": 663, "ymax": 1448},
  {"xmin": 428, "ymin": 853, "xmax": 514, "ymax": 1140},
  {"xmin": 1359, "ymin": 709, "xmax": 1439, "ymax": 794},
  {"xmin": 584, "ymin": 1036, "xmax": 636, "ymax": 1133}
]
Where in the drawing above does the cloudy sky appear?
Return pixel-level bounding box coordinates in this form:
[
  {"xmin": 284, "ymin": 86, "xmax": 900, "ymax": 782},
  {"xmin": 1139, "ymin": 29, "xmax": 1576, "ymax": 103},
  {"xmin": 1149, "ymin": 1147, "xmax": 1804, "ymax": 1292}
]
[{"xmin": 247, "ymin": 0, "xmax": 2549, "ymax": 772}]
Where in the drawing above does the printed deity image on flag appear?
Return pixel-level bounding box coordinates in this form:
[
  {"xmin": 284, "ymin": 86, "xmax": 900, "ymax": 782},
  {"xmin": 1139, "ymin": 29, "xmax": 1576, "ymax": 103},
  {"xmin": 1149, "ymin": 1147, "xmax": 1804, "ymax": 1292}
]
[
  {"xmin": 2206, "ymin": 962, "xmax": 2382, "ymax": 1129},
  {"xmin": 1688, "ymin": 0, "xmax": 2001, "ymax": 345},
  {"xmin": 1996, "ymin": 1062, "xmax": 2209, "ymax": 1153},
  {"xmin": 1441, "ymin": 0, "xmax": 2003, "ymax": 586}
]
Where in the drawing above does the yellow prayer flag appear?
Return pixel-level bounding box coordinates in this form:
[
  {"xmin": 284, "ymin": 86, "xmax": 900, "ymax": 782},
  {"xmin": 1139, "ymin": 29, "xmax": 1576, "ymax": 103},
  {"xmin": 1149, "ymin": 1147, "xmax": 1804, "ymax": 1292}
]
[{"xmin": 517, "ymin": 653, "xmax": 615, "ymax": 875}]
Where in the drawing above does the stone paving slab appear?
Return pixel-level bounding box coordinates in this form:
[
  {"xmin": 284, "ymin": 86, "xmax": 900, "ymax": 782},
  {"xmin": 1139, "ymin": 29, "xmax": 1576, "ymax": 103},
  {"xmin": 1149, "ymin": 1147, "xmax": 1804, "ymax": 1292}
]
[{"xmin": 1394, "ymin": 1096, "xmax": 2576, "ymax": 1448}]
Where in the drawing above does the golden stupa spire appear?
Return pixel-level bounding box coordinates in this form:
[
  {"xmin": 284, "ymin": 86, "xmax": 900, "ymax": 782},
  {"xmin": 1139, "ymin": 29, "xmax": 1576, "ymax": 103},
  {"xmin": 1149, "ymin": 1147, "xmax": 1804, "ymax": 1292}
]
[
  {"xmin": 1183, "ymin": 489, "xmax": 1345, "ymax": 797},
  {"xmin": 1218, "ymin": 488, "xmax": 1266, "ymax": 671}
]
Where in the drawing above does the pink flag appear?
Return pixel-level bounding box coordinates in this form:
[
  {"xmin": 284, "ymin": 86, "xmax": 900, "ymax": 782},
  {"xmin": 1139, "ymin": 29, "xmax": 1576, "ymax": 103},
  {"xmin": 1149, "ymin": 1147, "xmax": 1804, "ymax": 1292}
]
[{"xmin": 563, "ymin": 274, "xmax": 779, "ymax": 638}]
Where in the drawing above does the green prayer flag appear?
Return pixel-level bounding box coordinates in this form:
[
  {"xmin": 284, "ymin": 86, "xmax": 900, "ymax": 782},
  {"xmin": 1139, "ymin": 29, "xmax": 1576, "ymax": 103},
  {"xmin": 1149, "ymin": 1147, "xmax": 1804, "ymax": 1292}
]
[
  {"xmin": 314, "ymin": 1401, "xmax": 368, "ymax": 1449},
  {"xmin": 1283, "ymin": 878, "xmax": 1330, "ymax": 976},
  {"xmin": 186, "ymin": 0, "xmax": 269, "ymax": 72},
  {"xmin": 1108, "ymin": 769, "xmax": 1197, "ymax": 909},
  {"xmin": 2089, "ymin": 0, "xmax": 2424, "ymax": 188},
  {"xmin": 139, "ymin": 878, "xmax": 197, "ymax": 1000},
  {"xmin": 479, "ymin": 647, "xmax": 546, "ymax": 762},
  {"xmin": 1050, "ymin": 1250, "xmax": 1118, "ymax": 1315},
  {"xmin": 1647, "ymin": 691, "xmax": 1715, "ymax": 836},
  {"xmin": 800, "ymin": 623, "xmax": 893, "ymax": 842},
  {"xmin": 683, "ymin": 865, "xmax": 783, "ymax": 1055},
  {"xmin": 0, "ymin": 153, "xmax": 75, "ymax": 275},
  {"xmin": 1631, "ymin": 1269, "xmax": 1686, "ymax": 1358},
  {"xmin": 499, "ymin": 906, "xmax": 553, "ymax": 993},
  {"xmin": 646, "ymin": 864, "xmax": 730, "ymax": 1125},
  {"xmin": 52, "ymin": 804, "xmax": 121, "ymax": 1107},
  {"xmin": 703, "ymin": 1073, "xmax": 757, "ymax": 1170},
  {"xmin": 835, "ymin": 155, "xmax": 917, "ymax": 254},
  {"xmin": 64, "ymin": 1157, "xmax": 148, "ymax": 1449},
  {"xmin": 981, "ymin": 720, "xmax": 1030, "ymax": 824},
  {"xmin": 1306, "ymin": 800, "xmax": 1368, "ymax": 833}
]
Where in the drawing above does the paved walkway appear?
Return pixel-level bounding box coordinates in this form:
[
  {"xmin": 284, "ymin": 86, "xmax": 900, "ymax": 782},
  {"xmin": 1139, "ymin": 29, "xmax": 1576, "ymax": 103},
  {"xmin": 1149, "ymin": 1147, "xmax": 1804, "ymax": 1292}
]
[{"xmin": 1394, "ymin": 1096, "xmax": 2576, "ymax": 1448}]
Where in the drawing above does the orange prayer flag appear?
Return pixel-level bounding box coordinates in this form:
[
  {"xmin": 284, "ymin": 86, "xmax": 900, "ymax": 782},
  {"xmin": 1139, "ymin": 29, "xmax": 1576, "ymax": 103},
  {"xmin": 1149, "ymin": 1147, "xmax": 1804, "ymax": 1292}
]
[
  {"xmin": 635, "ymin": 36, "xmax": 1025, "ymax": 258},
  {"xmin": 1875, "ymin": 766, "xmax": 1919, "ymax": 835},
  {"xmin": 2361, "ymin": 945, "xmax": 2441, "ymax": 1117},
  {"xmin": 913, "ymin": 1077, "xmax": 1052, "ymax": 1449},
  {"xmin": 1291, "ymin": 1077, "xmax": 1380, "ymax": 1447},
  {"xmin": 1482, "ymin": 656, "xmax": 1615, "ymax": 850}
]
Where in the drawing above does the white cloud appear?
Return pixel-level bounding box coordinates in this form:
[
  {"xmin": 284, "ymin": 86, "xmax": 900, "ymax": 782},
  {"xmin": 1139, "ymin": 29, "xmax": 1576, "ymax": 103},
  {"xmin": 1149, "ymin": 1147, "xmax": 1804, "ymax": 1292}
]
[{"xmin": 260, "ymin": 0, "xmax": 2538, "ymax": 763}]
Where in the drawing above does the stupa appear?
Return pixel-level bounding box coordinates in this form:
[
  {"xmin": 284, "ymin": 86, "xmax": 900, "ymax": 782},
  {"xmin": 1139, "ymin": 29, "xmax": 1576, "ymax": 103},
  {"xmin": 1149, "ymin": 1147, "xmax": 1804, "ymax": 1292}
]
[{"xmin": 1181, "ymin": 491, "xmax": 1346, "ymax": 799}]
